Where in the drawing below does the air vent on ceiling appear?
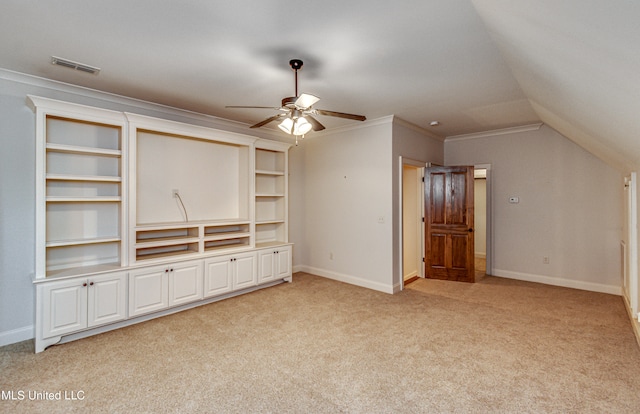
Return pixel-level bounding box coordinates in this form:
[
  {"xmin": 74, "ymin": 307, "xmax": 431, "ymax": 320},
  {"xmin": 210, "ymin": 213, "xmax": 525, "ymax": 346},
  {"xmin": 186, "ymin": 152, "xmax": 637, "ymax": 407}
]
[{"xmin": 51, "ymin": 56, "xmax": 100, "ymax": 75}]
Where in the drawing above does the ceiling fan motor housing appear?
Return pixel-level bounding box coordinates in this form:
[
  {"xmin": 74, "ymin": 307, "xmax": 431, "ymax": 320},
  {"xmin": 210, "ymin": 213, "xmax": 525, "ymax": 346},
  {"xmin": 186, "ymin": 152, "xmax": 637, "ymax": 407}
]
[{"xmin": 289, "ymin": 59, "xmax": 303, "ymax": 70}]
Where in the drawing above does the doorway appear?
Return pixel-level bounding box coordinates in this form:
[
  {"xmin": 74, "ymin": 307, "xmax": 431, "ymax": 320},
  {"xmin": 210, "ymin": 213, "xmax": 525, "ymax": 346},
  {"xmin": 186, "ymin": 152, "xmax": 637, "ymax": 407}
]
[
  {"xmin": 400, "ymin": 158, "xmax": 425, "ymax": 289},
  {"xmin": 474, "ymin": 168, "xmax": 488, "ymax": 279}
]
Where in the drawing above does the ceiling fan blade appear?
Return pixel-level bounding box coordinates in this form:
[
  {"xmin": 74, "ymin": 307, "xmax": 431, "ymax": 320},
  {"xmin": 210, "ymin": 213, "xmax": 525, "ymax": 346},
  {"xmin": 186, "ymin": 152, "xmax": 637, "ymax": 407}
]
[
  {"xmin": 226, "ymin": 105, "xmax": 282, "ymax": 110},
  {"xmin": 295, "ymin": 93, "xmax": 320, "ymax": 109},
  {"xmin": 305, "ymin": 115, "xmax": 326, "ymax": 132},
  {"xmin": 315, "ymin": 109, "xmax": 366, "ymax": 121},
  {"xmin": 250, "ymin": 114, "xmax": 286, "ymax": 128}
]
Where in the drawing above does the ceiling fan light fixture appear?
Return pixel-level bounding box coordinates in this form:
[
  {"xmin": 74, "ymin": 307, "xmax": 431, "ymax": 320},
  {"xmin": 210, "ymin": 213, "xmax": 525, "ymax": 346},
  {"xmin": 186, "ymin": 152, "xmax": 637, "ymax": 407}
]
[{"xmin": 278, "ymin": 116, "xmax": 312, "ymax": 136}]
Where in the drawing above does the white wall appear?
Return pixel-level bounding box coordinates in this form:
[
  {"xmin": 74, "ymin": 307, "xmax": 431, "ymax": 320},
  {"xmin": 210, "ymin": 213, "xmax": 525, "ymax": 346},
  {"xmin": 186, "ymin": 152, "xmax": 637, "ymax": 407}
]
[
  {"xmin": 446, "ymin": 125, "xmax": 624, "ymax": 293},
  {"xmin": 289, "ymin": 120, "xmax": 395, "ymax": 292}
]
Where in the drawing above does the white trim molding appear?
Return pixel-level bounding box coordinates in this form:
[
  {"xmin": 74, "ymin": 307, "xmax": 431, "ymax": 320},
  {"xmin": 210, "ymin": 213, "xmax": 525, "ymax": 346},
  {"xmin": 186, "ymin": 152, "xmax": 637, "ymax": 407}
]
[
  {"xmin": 493, "ymin": 269, "xmax": 621, "ymax": 296},
  {"xmin": 445, "ymin": 123, "xmax": 543, "ymax": 142},
  {"xmin": 293, "ymin": 265, "xmax": 395, "ymax": 294},
  {"xmin": 0, "ymin": 325, "xmax": 34, "ymax": 347}
]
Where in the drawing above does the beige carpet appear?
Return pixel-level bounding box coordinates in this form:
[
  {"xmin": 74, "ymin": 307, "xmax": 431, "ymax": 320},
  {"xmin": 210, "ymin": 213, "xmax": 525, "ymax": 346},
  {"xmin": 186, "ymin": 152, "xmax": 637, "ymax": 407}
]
[{"xmin": 2, "ymin": 272, "xmax": 640, "ymax": 413}]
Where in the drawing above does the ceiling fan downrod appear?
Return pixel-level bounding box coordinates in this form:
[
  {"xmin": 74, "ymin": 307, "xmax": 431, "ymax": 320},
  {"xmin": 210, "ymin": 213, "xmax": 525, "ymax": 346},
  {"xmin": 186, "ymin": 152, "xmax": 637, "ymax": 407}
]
[{"xmin": 289, "ymin": 59, "xmax": 303, "ymax": 97}]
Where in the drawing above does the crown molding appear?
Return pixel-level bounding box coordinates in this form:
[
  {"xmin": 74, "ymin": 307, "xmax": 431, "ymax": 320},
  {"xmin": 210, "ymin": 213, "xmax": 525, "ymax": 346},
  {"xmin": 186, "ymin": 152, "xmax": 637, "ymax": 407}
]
[
  {"xmin": 445, "ymin": 123, "xmax": 544, "ymax": 142},
  {"xmin": 392, "ymin": 116, "xmax": 445, "ymax": 142},
  {"xmin": 0, "ymin": 68, "xmax": 289, "ymax": 141}
]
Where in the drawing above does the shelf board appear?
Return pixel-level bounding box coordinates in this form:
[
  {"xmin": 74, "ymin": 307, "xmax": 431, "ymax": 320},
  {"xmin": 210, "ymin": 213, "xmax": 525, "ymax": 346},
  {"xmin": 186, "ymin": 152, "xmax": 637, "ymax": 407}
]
[
  {"xmin": 46, "ymin": 237, "xmax": 121, "ymax": 248},
  {"xmin": 135, "ymin": 249, "xmax": 199, "ymax": 262},
  {"xmin": 46, "ymin": 173, "xmax": 122, "ymax": 182},
  {"xmin": 203, "ymin": 243, "xmax": 251, "ymax": 252},
  {"xmin": 135, "ymin": 237, "xmax": 200, "ymax": 249},
  {"xmin": 256, "ymin": 219, "xmax": 285, "ymax": 225},
  {"xmin": 46, "ymin": 143, "xmax": 121, "ymax": 157},
  {"xmin": 255, "ymin": 193, "xmax": 285, "ymax": 197},
  {"xmin": 203, "ymin": 232, "xmax": 250, "ymax": 242},
  {"xmin": 44, "ymin": 262, "xmax": 123, "ymax": 279},
  {"xmin": 46, "ymin": 196, "xmax": 122, "ymax": 202},
  {"xmin": 136, "ymin": 218, "xmax": 251, "ymax": 230},
  {"xmin": 256, "ymin": 240, "xmax": 289, "ymax": 249},
  {"xmin": 255, "ymin": 169, "xmax": 285, "ymax": 176}
]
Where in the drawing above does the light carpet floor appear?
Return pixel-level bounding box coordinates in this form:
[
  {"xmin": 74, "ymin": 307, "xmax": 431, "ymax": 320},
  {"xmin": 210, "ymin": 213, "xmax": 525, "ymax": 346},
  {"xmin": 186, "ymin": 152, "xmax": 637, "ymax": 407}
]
[{"xmin": 1, "ymin": 272, "xmax": 640, "ymax": 413}]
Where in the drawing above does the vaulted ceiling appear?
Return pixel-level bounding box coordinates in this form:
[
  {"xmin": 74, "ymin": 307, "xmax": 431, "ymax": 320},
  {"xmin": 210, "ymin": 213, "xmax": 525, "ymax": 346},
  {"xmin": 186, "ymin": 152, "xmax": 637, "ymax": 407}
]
[{"xmin": 1, "ymin": 0, "xmax": 638, "ymax": 170}]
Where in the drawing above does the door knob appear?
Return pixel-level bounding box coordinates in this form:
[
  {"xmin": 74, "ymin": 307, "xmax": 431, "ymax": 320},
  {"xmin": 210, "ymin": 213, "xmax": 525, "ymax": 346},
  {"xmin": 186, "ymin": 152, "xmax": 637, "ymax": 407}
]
[{"xmin": 468, "ymin": 228, "xmax": 473, "ymax": 232}]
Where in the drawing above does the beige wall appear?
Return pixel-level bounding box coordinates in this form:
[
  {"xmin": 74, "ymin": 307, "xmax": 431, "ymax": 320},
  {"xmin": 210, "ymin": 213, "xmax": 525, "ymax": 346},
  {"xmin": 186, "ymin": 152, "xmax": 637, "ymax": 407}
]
[
  {"xmin": 446, "ymin": 125, "xmax": 624, "ymax": 293},
  {"xmin": 289, "ymin": 120, "xmax": 395, "ymax": 292}
]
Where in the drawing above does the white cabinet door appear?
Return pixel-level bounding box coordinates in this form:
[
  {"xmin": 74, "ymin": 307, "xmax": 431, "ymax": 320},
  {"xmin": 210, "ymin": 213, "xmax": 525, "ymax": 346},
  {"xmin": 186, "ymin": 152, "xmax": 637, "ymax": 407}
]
[
  {"xmin": 257, "ymin": 246, "xmax": 292, "ymax": 283},
  {"xmin": 87, "ymin": 272, "xmax": 127, "ymax": 327},
  {"xmin": 258, "ymin": 249, "xmax": 275, "ymax": 283},
  {"xmin": 129, "ymin": 265, "xmax": 169, "ymax": 317},
  {"xmin": 276, "ymin": 247, "xmax": 292, "ymax": 279},
  {"xmin": 41, "ymin": 279, "xmax": 88, "ymax": 339},
  {"xmin": 233, "ymin": 252, "xmax": 257, "ymax": 290},
  {"xmin": 204, "ymin": 256, "xmax": 233, "ymax": 298},
  {"xmin": 169, "ymin": 260, "xmax": 203, "ymax": 306}
]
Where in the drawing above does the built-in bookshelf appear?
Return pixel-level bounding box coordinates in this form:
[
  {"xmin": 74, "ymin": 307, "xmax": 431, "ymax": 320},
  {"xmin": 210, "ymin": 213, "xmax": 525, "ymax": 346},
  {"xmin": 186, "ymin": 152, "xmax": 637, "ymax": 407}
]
[
  {"xmin": 255, "ymin": 146, "xmax": 288, "ymax": 247},
  {"xmin": 30, "ymin": 97, "xmax": 127, "ymax": 279},
  {"xmin": 29, "ymin": 96, "xmax": 292, "ymax": 353}
]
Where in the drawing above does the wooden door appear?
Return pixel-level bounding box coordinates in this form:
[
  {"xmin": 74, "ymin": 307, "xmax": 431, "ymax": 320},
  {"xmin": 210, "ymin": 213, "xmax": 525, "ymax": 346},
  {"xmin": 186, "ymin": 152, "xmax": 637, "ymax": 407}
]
[{"xmin": 425, "ymin": 166, "xmax": 475, "ymax": 282}]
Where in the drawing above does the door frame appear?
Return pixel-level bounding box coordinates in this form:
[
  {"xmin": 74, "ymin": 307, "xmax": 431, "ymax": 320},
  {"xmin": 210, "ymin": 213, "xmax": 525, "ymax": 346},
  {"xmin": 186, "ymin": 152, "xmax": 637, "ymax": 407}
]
[
  {"xmin": 475, "ymin": 163, "xmax": 493, "ymax": 276},
  {"xmin": 398, "ymin": 156, "xmax": 426, "ymax": 291}
]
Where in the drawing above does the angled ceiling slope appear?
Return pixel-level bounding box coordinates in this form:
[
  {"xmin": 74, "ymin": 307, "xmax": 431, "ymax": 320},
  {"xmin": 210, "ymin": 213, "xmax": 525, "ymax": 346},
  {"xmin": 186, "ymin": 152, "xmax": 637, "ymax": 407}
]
[{"xmin": 472, "ymin": 0, "xmax": 640, "ymax": 172}]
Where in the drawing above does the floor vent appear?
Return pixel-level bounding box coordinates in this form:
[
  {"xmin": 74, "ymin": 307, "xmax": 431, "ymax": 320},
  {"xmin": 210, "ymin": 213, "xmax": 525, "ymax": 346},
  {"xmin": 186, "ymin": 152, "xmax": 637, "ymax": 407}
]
[{"xmin": 51, "ymin": 56, "xmax": 100, "ymax": 75}]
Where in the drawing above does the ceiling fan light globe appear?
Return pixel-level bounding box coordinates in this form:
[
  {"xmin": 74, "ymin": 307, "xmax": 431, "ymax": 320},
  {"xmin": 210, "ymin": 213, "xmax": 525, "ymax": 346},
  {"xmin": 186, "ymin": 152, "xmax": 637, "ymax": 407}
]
[
  {"xmin": 294, "ymin": 117, "xmax": 313, "ymax": 135},
  {"xmin": 278, "ymin": 117, "xmax": 294, "ymax": 134}
]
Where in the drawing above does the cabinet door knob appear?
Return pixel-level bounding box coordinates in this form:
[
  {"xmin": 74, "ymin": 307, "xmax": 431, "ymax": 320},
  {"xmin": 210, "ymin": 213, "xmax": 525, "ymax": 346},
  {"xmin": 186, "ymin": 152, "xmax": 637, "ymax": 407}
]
[
  {"xmin": 89, "ymin": 282, "xmax": 94, "ymax": 286},
  {"xmin": 82, "ymin": 282, "xmax": 87, "ymax": 287}
]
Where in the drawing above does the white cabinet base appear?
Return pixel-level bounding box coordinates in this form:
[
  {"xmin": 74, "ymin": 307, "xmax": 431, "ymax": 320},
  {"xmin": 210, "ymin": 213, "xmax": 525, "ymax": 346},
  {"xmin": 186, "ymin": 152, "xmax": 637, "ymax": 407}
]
[{"xmin": 35, "ymin": 269, "xmax": 291, "ymax": 353}]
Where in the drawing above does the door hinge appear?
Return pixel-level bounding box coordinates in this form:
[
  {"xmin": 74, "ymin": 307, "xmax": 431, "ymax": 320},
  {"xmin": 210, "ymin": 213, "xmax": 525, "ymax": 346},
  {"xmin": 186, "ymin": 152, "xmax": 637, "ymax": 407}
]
[
  {"xmin": 422, "ymin": 217, "xmax": 425, "ymax": 222},
  {"xmin": 422, "ymin": 257, "xmax": 425, "ymax": 262},
  {"xmin": 422, "ymin": 176, "xmax": 425, "ymax": 182}
]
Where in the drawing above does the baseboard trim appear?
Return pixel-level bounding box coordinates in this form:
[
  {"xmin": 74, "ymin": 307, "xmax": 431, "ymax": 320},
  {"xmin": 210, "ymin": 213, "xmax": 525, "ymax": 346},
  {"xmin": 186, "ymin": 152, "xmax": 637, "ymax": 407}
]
[
  {"xmin": 622, "ymin": 294, "xmax": 640, "ymax": 349},
  {"xmin": 0, "ymin": 325, "xmax": 34, "ymax": 347},
  {"xmin": 493, "ymin": 269, "xmax": 622, "ymax": 295},
  {"xmin": 294, "ymin": 265, "xmax": 394, "ymax": 294}
]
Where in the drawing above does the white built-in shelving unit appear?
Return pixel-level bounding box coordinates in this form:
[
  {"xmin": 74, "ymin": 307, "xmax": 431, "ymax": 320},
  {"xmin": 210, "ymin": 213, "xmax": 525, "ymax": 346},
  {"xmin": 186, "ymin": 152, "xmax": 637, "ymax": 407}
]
[{"xmin": 29, "ymin": 96, "xmax": 292, "ymax": 353}]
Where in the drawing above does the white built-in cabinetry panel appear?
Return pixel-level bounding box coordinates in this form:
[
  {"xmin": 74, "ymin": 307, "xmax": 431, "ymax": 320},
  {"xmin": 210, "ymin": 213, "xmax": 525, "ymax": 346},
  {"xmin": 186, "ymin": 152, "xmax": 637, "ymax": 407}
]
[
  {"xmin": 40, "ymin": 271, "xmax": 127, "ymax": 340},
  {"xmin": 258, "ymin": 246, "xmax": 292, "ymax": 284},
  {"xmin": 30, "ymin": 96, "xmax": 292, "ymax": 353}
]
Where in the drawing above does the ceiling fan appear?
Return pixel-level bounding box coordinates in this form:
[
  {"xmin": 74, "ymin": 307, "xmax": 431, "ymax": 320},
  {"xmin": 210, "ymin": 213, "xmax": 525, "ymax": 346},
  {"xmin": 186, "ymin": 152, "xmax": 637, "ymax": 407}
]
[{"xmin": 226, "ymin": 59, "xmax": 366, "ymax": 142}]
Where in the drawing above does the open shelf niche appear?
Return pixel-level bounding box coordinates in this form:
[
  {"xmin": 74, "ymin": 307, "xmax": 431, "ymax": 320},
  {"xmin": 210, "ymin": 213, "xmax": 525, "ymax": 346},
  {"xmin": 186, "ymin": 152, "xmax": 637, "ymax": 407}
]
[
  {"xmin": 255, "ymin": 144, "xmax": 289, "ymax": 247},
  {"xmin": 126, "ymin": 114, "xmax": 257, "ymax": 265},
  {"xmin": 29, "ymin": 96, "xmax": 128, "ymax": 279}
]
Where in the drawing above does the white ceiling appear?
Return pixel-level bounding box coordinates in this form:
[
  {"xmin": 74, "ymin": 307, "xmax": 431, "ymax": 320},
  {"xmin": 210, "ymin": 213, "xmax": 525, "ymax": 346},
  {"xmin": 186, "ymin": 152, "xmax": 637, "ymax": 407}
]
[{"xmin": 1, "ymin": 0, "xmax": 638, "ymax": 169}]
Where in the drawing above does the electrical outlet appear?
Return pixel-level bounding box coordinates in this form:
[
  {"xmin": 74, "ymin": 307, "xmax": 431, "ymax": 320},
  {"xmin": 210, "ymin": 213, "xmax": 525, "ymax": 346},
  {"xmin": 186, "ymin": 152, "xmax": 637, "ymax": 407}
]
[
  {"xmin": 543, "ymin": 256, "xmax": 549, "ymax": 264},
  {"xmin": 172, "ymin": 189, "xmax": 179, "ymax": 198},
  {"xmin": 378, "ymin": 216, "xmax": 385, "ymax": 224}
]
